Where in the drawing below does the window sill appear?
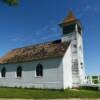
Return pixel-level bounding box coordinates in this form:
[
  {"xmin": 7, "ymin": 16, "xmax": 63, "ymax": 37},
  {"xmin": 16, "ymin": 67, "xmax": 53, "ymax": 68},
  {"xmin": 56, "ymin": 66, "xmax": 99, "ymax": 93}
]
[
  {"xmin": 0, "ymin": 77, "xmax": 6, "ymax": 78},
  {"xmin": 35, "ymin": 76, "xmax": 43, "ymax": 78},
  {"xmin": 16, "ymin": 77, "xmax": 22, "ymax": 79}
]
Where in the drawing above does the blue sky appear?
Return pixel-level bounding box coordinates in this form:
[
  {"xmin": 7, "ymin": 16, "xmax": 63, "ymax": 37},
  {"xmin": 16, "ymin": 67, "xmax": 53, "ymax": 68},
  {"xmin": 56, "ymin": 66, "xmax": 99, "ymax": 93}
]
[{"xmin": 0, "ymin": 0, "xmax": 100, "ymax": 75}]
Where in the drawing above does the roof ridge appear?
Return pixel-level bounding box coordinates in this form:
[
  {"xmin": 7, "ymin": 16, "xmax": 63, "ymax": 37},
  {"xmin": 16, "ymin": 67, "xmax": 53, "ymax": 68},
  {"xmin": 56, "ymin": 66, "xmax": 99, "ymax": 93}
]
[{"xmin": 12, "ymin": 39, "xmax": 61, "ymax": 51}]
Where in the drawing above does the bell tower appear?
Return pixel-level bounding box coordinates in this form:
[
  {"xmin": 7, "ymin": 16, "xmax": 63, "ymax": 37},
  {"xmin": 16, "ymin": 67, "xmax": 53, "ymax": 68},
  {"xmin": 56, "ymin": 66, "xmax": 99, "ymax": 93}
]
[{"xmin": 60, "ymin": 11, "xmax": 85, "ymax": 87}]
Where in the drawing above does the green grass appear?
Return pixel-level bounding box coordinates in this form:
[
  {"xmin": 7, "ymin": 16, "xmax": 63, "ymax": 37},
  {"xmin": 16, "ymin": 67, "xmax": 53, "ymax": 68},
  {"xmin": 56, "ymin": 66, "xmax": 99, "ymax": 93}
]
[{"xmin": 0, "ymin": 87, "xmax": 100, "ymax": 99}]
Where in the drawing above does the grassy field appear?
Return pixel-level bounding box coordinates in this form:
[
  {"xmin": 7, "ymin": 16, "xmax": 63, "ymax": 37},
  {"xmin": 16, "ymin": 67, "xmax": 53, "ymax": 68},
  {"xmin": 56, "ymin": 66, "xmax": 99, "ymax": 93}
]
[{"xmin": 0, "ymin": 87, "xmax": 100, "ymax": 99}]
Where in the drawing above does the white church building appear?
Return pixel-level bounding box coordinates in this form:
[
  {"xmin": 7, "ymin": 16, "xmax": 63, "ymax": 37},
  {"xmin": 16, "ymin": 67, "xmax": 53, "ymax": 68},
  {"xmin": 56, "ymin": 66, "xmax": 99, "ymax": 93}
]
[{"xmin": 0, "ymin": 11, "xmax": 85, "ymax": 89}]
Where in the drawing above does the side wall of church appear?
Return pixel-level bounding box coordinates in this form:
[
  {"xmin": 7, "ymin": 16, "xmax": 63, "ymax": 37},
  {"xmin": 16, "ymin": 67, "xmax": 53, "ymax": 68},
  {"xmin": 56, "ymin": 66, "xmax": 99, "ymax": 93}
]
[
  {"xmin": 62, "ymin": 44, "xmax": 72, "ymax": 89},
  {"xmin": 0, "ymin": 58, "xmax": 64, "ymax": 89}
]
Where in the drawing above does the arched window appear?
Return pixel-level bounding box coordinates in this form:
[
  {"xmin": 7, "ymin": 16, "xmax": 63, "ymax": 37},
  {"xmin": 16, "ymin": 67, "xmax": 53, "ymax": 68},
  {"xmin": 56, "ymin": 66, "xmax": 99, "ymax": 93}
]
[
  {"xmin": 36, "ymin": 64, "xmax": 43, "ymax": 77},
  {"xmin": 17, "ymin": 66, "xmax": 22, "ymax": 78},
  {"xmin": 1, "ymin": 67, "xmax": 6, "ymax": 78}
]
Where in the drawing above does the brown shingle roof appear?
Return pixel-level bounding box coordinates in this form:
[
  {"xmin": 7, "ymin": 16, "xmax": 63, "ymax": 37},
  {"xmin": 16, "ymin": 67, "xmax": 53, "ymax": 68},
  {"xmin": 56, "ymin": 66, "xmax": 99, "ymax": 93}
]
[
  {"xmin": 63, "ymin": 11, "xmax": 76, "ymax": 23},
  {"xmin": 0, "ymin": 41, "xmax": 70, "ymax": 64},
  {"xmin": 59, "ymin": 11, "xmax": 81, "ymax": 27}
]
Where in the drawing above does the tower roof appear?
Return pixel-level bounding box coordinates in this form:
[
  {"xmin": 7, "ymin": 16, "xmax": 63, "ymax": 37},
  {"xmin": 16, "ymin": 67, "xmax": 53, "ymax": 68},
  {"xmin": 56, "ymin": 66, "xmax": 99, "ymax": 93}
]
[
  {"xmin": 60, "ymin": 11, "xmax": 80, "ymax": 27},
  {"xmin": 63, "ymin": 11, "xmax": 76, "ymax": 23}
]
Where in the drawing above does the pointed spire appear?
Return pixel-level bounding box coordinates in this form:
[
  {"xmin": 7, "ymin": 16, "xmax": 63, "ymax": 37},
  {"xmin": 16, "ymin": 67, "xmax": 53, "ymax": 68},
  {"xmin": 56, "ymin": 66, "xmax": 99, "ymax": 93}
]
[
  {"xmin": 64, "ymin": 10, "xmax": 76, "ymax": 23},
  {"xmin": 60, "ymin": 10, "xmax": 77, "ymax": 27}
]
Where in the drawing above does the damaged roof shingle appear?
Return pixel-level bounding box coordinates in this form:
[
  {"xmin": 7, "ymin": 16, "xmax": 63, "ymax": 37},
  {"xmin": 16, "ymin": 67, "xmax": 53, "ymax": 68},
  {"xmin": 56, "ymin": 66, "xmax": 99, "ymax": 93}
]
[{"xmin": 0, "ymin": 41, "xmax": 70, "ymax": 64}]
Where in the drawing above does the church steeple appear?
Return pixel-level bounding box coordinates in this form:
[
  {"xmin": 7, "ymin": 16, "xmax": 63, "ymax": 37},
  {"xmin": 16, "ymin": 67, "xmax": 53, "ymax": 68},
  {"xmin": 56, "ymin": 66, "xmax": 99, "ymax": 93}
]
[{"xmin": 60, "ymin": 10, "xmax": 85, "ymax": 86}]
